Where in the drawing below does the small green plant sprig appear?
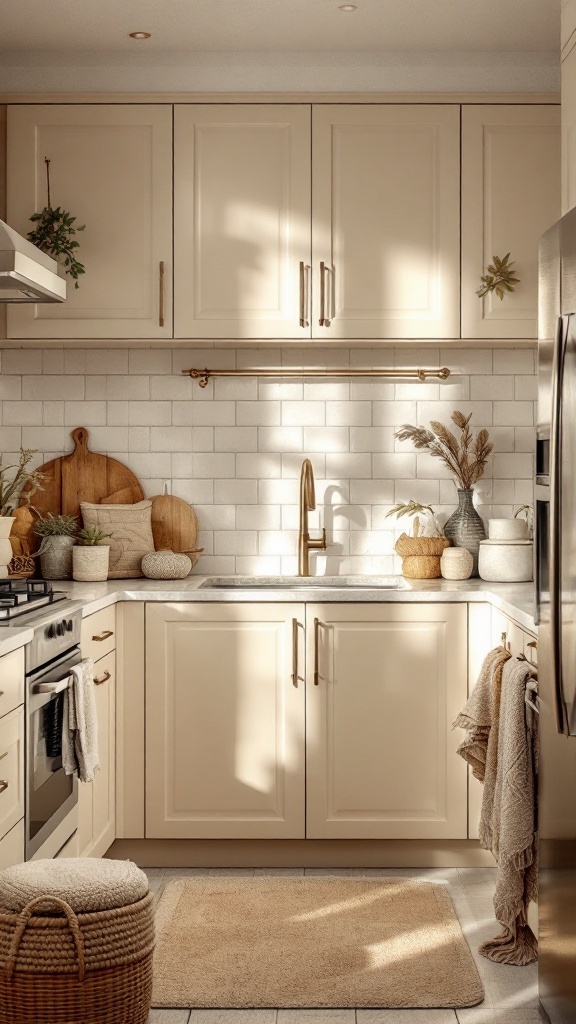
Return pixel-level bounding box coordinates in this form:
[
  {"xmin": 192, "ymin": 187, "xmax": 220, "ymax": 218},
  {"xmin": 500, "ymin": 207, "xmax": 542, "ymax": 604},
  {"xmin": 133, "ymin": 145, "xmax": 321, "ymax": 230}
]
[
  {"xmin": 385, "ymin": 500, "xmax": 444, "ymax": 538},
  {"xmin": 34, "ymin": 513, "xmax": 79, "ymax": 537},
  {"xmin": 27, "ymin": 158, "xmax": 86, "ymax": 288},
  {"xmin": 78, "ymin": 527, "xmax": 111, "ymax": 546},
  {"xmin": 476, "ymin": 253, "xmax": 520, "ymax": 301},
  {"xmin": 28, "ymin": 207, "xmax": 86, "ymax": 288},
  {"xmin": 0, "ymin": 448, "xmax": 45, "ymax": 517}
]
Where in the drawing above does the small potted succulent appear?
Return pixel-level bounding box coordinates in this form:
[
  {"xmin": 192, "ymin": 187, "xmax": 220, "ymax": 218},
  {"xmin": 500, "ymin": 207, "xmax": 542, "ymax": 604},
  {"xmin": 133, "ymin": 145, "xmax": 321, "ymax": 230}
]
[
  {"xmin": 72, "ymin": 526, "xmax": 112, "ymax": 582},
  {"xmin": 34, "ymin": 513, "xmax": 79, "ymax": 580}
]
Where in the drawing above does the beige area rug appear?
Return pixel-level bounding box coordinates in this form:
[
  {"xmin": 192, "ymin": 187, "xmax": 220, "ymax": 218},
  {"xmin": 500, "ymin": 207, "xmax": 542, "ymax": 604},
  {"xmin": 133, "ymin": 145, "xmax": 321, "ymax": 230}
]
[{"xmin": 152, "ymin": 877, "xmax": 484, "ymax": 1009}]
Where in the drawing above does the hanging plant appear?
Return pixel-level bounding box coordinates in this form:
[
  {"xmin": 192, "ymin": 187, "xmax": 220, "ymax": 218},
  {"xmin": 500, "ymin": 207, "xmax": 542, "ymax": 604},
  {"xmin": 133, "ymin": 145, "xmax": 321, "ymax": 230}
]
[
  {"xmin": 27, "ymin": 158, "xmax": 86, "ymax": 288},
  {"xmin": 476, "ymin": 253, "xmax": 520, "ymax": 301}
]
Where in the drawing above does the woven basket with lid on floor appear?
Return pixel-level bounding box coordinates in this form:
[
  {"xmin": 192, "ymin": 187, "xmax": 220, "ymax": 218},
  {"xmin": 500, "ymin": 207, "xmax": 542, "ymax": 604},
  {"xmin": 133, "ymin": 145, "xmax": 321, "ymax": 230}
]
[{"xmin": 0, "ymin": 858, "xmax": 154, "ymax": 1024}]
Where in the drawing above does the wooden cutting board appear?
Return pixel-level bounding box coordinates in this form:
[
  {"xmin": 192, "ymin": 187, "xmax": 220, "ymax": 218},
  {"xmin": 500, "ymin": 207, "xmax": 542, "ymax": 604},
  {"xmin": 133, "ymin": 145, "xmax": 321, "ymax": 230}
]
[
  {"xmin": 150, "ymin": 495, "xmax": 199, "ymax": 554},
  {"xmin": 19, "ymin": 426, "xmax": 145, "ymax": 525}
]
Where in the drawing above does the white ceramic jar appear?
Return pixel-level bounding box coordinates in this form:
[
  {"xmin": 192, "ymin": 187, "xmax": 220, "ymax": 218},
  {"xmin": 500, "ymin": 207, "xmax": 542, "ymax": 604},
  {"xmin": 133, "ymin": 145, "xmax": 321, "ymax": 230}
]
[
  {"xmin": 440, "ymin": 546, "xmax": 474, "ymax": 580},
  {"xmin": 487, "ymin": 518, "xmax": 528, "ymax": 541},
  {"xmin": 478, "ymin": 539, "xmax": 533, "ymax": 582}
]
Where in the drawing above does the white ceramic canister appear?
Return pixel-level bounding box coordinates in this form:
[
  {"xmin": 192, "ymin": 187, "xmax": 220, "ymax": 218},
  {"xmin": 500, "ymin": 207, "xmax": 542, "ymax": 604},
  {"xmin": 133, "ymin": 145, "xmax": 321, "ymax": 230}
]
[
  {"xmin": 488, "ymin": 518, "xmax": 528, "ymax": 541},
  {"xmin": 478, "ymin": 539, "xmax": 533, "ymax": 582},
  {"xmin": 440, "ymin": 546, "xmax": 474, "ymax": 580}
]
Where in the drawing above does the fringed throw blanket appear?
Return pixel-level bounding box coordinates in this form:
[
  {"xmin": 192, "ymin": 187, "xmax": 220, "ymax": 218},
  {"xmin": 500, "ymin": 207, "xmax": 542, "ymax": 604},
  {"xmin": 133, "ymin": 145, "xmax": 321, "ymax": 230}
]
[{"xmin": 454, "ymin": 648, "xmax": 538, "ymax": 966}]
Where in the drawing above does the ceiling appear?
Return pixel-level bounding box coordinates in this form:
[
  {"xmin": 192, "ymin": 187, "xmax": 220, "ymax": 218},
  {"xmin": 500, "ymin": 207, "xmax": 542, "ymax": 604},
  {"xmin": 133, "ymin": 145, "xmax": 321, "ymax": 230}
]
[{"xmin": 0, "ymin": 0, "xmax": 560, "ymax": 55}]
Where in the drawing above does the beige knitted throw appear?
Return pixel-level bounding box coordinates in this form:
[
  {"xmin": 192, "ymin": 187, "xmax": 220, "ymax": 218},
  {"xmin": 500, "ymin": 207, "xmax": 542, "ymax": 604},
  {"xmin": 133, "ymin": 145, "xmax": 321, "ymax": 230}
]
[{"xmin": 454, "ymin": 648, "xmax": 538, "ymax": 966}]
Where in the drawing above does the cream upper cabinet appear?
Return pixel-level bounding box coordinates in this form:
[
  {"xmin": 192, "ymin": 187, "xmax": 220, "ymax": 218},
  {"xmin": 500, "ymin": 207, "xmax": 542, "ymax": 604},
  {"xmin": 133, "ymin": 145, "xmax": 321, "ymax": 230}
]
[
  {"xmin": 311, "ymin": 104, "xmax": 461, "ymax": 339},
  {"xmin": 7, "ymin": 104, "xmax": 173, "ymax": 340},
  {"xmin": 562, "ymin": 46, "xmax": 576, "ymax": 214},
  {"xmin": 174, "ymin": 105, "xmax": 311, "ymax": 339},
  {"xmin": 145, "ymin": 603, "xmax": 306, "ymax": 839},
  {"xmin": 461, "ymin": 105, "xmax": 560, "ymax": 340},
  {"xmin": 305, "ymin": 603, "xmax": 468, "ymax": 839}
]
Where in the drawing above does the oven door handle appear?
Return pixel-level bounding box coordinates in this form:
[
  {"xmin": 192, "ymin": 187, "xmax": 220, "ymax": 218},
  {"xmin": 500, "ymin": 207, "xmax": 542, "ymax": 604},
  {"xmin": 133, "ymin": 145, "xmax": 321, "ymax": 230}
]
[{"xmin": 33, "ymin": 675, "xmax": 72, "ymax": 695}]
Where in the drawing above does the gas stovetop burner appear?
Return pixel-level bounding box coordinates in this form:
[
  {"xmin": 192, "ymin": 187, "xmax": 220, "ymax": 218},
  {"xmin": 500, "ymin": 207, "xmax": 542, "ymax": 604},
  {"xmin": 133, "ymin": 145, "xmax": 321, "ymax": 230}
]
[{"xmin": 0, "ymin": 579, "xmax": 68, "ymax": 622}]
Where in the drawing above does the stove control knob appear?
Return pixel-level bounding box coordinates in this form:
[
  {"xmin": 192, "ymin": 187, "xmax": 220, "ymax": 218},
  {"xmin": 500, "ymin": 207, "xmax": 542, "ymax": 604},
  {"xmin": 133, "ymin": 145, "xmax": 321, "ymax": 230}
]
[
  {"xmin": 46, "ymin": 624, "xmax": 56, "ymax": 639},
  {"xmin": 56, "ymin": 621, "xmax": 65, "ymax": 637},
  {"xmin": 66, "ymin": 619, "xmax": 74, "ymax": 632}
]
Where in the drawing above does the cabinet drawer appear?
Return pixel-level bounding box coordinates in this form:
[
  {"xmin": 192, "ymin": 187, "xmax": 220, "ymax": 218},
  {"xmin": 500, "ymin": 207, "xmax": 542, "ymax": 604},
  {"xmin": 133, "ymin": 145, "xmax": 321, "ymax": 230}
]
[
  {"xmin": 82, "ymin": 606, "xmax": 116, "ymax": 662},
  {"xmin": 0, "ymin": 707, "xmax": 25, "ymax": 842},
  {"xmin": 0, "ymin": 819, "xmax": 24, "ymax": 870},
  {"xmin": 0, "ymin": 648, "xmax": 25, "ymax": 718}
]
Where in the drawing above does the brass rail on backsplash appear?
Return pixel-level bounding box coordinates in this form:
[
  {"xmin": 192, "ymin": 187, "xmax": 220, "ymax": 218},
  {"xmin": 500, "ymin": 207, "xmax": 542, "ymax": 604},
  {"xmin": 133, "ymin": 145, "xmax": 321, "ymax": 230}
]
[{"xmin": 181, "ymin": 366, "xmax": 451, "ymax": 388}]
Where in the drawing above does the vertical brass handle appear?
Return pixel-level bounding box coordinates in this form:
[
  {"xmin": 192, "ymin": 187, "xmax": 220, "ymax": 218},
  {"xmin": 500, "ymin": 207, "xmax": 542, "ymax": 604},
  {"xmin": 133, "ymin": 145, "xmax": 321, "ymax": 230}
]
[
  {"xmin": 0, "ymin": 781, "xmax": 8, "ymax": 794},
  {"xmin": 314, "ymin": 617, "xmax": 323, "ymax": 685},
  {"xmin": 299, "ymin": 262, "xmax": 310, "ymax": 328},
  {"xmin": 94, "ymin": 670, "xmax": 111, "ymax": 686},
  {"xmin": 291, "ymin": 618, "xmax": 299, "ymax": 687},
  {"xmin": 159, "ymin": 260, "xmax": 165, "ymax": 328},
  {"xmin": 319, "ymin": 262, "xmax": 326, "ymax": 327}
]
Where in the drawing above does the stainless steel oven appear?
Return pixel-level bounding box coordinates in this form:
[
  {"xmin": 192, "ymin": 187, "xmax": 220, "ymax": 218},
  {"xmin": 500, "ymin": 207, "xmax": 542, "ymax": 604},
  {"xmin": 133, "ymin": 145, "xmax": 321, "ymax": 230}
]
[
  {"xmin": 26, "ymin": 645, "xmax": 81, "ymax": 860},
  {"xmin": 0, "ymin": 582, "xmax": 84, "ymax": 859}
]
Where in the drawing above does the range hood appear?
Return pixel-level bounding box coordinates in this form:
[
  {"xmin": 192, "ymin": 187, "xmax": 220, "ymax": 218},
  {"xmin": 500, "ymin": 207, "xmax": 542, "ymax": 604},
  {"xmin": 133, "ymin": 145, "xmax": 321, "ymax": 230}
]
[{"xmin": 0, "ymin": 220, "xmax": 66, "ymax": 302}]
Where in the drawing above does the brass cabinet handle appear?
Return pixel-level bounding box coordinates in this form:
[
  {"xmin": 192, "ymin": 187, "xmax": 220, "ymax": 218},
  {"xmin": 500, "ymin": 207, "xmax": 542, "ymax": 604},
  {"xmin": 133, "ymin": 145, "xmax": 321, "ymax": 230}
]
[
  {"xmin": 319, "ymin": 262, "xmax": 332, "ymax": 327},
  {"xmin": 299, "ymin": 261, "xmax": 310, "ymax": 328},
  {"xmin": 92, "ymin": 630, "xmax": 113, "ymax": 642},
  {"xmin": 527, "ymin": 640, "xmax": 538, "ymax": 649},
  {"xmin": 0, "ymin": 781, "xmax": 8, "ymax": 794},
  {"xmin": 94, "ymin": 670, "xmax": 111, "ymax": 686},
  {"xmin": 0, "ymin": 751, "xmax": 7, "ymax": 761},
  {"xmin": 291, "ymin": 618, "xmax": 305, "ymax": 687},
  {"xmin": 313, "ymin": 617, "xmax": 321, "ymax": 685},
  {"xmin": 159, "ymin": 260, "xmax": 165, "ymax": 328}
]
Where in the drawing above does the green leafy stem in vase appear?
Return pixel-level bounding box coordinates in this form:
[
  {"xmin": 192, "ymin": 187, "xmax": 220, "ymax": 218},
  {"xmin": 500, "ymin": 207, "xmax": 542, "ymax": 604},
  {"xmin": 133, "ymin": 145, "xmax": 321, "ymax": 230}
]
[
  {"xmin": 476, "ymin": 253, "xmax": 520, "ymax": 301},
  {"xmin": 27, "ymin": 158, "xmax": 86, "ymax": 288}
]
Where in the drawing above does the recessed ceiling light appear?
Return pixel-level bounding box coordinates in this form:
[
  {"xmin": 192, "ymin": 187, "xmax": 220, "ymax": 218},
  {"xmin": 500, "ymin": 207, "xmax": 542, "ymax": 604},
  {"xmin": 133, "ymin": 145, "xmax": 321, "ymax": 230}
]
[
  {"xmin": 129, "ymin": 31, "xmax": 151, "ymax": 39},
  {"xmin": 339, "ymin": 4, "xmax": 357, "ymax": 10}
]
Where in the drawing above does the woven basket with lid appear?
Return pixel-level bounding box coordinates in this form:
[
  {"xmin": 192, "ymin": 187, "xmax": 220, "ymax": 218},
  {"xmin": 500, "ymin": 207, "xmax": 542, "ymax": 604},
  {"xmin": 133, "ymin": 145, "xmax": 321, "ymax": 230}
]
[{"xmin": 0, "ymin": 858, "xmax": 154, "ymax": 1024}]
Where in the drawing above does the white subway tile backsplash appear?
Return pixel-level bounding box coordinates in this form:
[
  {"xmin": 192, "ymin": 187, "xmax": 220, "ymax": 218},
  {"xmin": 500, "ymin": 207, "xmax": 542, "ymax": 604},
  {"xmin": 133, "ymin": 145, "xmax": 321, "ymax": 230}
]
[
  {"xmin": 2, "ymin": 344, "xmax": 536, "ymax": 575},
  {"xmin": 215, "ymin": 427, "xmax": 258, "ymax": 453}
]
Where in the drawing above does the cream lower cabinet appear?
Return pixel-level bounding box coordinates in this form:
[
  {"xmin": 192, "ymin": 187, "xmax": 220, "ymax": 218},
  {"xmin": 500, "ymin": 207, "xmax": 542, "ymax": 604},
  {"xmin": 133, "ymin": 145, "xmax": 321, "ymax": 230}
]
[
  {"xmin": 78, "ymin": 610, "xmax": 116, "ymax": 858},
  {"xmin": 145, "ymin": 603, "xmax": 306, "ymax": 839},
  {"xmin": 0, "ymin": 648, "xmax": 25, "ymax": 868},
  {"xmin": 306, "ymin": 604, "xmax": 468, "ymax": 839},
  {"xmin": 145, "ymin": 601, "xmax": 468, "ymax": 841}
]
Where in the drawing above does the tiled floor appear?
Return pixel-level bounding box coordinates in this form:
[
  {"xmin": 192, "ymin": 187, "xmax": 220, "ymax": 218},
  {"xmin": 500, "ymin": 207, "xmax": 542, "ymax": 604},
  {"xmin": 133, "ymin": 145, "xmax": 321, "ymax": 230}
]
[{"xmin": 144, "ymin": 867, "xmax": 542, "ymax": 1024}]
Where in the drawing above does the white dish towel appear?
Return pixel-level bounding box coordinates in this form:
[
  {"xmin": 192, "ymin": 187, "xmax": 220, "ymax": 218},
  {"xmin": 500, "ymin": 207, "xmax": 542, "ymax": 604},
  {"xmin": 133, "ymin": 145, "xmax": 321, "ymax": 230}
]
[{"xmin": 62, "ymin": 657, "xmax": 100, "ymax": 783}]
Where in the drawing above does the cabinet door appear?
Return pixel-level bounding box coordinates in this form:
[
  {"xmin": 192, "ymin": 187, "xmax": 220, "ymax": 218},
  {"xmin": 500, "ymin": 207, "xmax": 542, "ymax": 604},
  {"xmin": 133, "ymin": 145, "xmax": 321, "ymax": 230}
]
[
  {"xmin": 311, "ymin": 105, "xmax": 460, "ymax": 339},
  {"xmin": 78, "ymin": 651, "xmax": 115, "ymax": 858},
  {"xmin": 306, "ymin": 603, "xmax": 468, "ymax": 839},
  {"xmin": 0, "ymin": 707, "xmax": 25, "ymax": 843},
  {"xmin": 7, "ymin": 105, "xmax": 173, "ymax": 339},
  {"xmin": 146, "ymin": 603, "xmax": 306, "ymax": 838},
  {"xmin": 174, "ymin": 105, "xmax": 311, "ymax": 339},
  {"xmin": 461, "ymin": 105, "xmax": 560, "ymax": 339}
]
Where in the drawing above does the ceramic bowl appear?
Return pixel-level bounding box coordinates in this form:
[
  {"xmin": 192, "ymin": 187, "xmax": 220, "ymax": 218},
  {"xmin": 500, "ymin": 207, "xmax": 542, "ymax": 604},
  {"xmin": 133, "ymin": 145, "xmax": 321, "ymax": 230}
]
[
  {"xmin": 478, "ymin": 539, "xmax": 533, "ymax": 582},
  {"xmin": 488, "ymin": 518, "xmax": 528, "ymax": 541}
]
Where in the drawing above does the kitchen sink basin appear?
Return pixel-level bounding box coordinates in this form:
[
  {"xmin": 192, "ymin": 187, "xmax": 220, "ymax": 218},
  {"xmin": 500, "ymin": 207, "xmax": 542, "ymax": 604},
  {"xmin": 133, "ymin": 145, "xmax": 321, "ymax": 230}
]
[{"xmin": 199, "ymin": 575, "xmax": 408, "ymax": 590}]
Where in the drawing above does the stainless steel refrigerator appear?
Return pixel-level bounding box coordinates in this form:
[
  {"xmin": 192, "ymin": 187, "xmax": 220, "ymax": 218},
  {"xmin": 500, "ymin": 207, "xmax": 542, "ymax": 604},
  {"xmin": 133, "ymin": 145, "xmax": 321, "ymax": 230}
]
[{"xmin": 537, "ymin": 206, "xmax": 576, "ymax": 1024}]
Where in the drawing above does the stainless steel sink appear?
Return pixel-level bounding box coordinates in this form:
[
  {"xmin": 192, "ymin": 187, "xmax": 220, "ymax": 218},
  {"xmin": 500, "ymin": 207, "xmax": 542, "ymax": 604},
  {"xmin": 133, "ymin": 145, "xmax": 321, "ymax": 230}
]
[{"xmin": 199, "ymin": 575, "xmax": 408, "ymax": 590}]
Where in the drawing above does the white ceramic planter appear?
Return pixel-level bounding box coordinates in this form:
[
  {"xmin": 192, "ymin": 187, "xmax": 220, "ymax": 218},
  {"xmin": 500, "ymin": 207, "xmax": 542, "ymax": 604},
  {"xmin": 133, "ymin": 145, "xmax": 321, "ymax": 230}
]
[
  {"xmin": 72, "ymin": 545, "xmax": 110, "ymax": 582},
  {"xmin": 478, "ymin": 539, "xmax": 533, "ymax": 582},
  {"xmin": 487, "ymin": 518, "xmax": 528, "ymax": 541}
]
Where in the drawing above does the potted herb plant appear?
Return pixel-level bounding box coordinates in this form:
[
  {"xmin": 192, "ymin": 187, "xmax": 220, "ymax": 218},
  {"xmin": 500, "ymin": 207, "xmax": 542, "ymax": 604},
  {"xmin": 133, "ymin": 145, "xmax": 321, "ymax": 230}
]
[
  {"xmin": 72, "ymin": 527, "xmax": 112, "ymax": 582},
  {"xmin": 34, "ymin": 513, "xmax": 79, "ymax": 580}
]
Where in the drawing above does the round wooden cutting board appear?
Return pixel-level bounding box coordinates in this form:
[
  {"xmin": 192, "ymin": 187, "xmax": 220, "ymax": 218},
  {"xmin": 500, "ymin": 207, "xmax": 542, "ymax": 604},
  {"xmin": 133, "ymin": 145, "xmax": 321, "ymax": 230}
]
[
  {"xmin": 19, "ymin": 426, "xmax": 145, "ymax": 525},
  {"xmin": 150, "ymin": 494, "xmax": 199, "ymax": 554}
]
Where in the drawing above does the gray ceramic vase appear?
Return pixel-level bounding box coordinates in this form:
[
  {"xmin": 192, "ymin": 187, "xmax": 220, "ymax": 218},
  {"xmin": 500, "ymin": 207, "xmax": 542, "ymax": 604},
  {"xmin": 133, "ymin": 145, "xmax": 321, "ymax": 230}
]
[{"xmin": 443, "ymin": 489, "xmax": 486, "ymax": 576}]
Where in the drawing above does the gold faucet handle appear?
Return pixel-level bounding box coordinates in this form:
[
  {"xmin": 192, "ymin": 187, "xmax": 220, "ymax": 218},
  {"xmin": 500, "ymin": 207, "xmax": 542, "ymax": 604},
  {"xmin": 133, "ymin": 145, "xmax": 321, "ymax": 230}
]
[{"xmin": 308, "ymin": 528, "xmax": 327, "ymax": 551}]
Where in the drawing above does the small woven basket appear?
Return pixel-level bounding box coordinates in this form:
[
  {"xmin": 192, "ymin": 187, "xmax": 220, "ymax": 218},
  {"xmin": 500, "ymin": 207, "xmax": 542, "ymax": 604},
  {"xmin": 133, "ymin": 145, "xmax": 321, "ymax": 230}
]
[
  {"xmin": 0, "ymin": 891, "xmax": 154, "ymax": 1024},
  {"xmin": 395, "ymin": 533, "xmax": 451, "ymax": 580}
]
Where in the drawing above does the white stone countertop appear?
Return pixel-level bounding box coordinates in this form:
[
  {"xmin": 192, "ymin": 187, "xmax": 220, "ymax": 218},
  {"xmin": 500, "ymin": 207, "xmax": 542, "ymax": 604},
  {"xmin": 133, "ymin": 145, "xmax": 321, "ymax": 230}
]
[{"xmin": 0, "ymin": 575, "xmax": 537, "ymax": 658}]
